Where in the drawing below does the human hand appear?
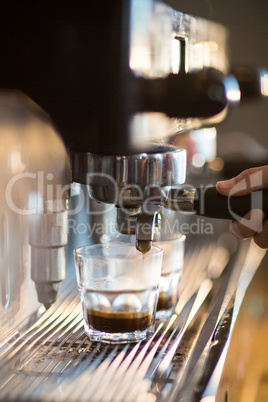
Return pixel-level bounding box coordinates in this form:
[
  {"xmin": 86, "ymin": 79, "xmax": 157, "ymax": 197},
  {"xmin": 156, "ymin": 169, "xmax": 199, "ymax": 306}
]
[{"xmin": 216, "ymin": 166, "xmax": 268, "ymax": 248}]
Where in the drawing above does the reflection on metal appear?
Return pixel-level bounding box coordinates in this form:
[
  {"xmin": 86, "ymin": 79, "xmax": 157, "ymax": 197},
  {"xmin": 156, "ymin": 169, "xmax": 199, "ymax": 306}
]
[
  {"xmin": 261, "ymin": 72, "xmax": 268, "ymax": 96},
  {"xmin": 0, "ymin": 213, "xmax": 10, "ymax": 310},
  {"xmin": 129, "ymin": 0, "xmax": 229, "ymax": 78},
  {"xmin": 224, "ymin": 74, "xmax": 241, "ymax": 103},
  {"xmin": 0, "ymin": 91, "xmax": 71, "ymax": 340}
]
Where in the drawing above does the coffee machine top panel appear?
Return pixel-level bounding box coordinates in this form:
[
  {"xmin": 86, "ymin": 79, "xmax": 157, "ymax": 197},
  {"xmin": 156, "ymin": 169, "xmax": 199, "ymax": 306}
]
[{"xmin": 0, "ymin": 1, "xmax": 230, "ymax": 155}]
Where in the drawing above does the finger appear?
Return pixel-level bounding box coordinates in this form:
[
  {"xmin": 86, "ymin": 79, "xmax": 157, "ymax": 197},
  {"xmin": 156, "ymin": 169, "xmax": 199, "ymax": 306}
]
[
  {"xmin": 216, "ymin": 165, "xmax": 268, "ymax": 196},
  {"xmin": 229, "ymin": 209, "xmax": 265, "ymax": 240},
  {"xmin": 254, "ymin": 219, "xmax": 268, "ymax": 248}
]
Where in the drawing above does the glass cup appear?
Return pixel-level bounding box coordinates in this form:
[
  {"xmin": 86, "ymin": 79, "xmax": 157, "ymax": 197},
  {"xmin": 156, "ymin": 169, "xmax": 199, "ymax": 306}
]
[
  {"xmin": 100, "ymin": 232, "xmax": 185, "ymax": 320},
  {"xmin": 74, "ymin": 243, "xmax": 163, "ymax": 344},
  {"xmin": 153, "ymin": 234, "xmax": 185, "ymax": 320}
]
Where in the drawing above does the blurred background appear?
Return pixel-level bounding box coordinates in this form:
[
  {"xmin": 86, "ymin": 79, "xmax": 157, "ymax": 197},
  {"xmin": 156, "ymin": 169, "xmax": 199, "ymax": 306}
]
[{"xmin": 167, "ymin": 0, "xmax": 268, "ymax": 151}]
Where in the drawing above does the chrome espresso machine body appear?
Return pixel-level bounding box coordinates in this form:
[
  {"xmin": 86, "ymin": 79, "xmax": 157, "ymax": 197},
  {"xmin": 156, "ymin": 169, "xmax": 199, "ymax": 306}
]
[{"xmin": 0, "ymin": 1, "xmax": 267, "ymax": 401}]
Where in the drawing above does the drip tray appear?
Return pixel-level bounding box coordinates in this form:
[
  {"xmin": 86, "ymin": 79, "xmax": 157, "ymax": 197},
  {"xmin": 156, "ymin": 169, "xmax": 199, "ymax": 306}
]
[{"xmin": 0, "ymin": 239, "xmax": 265, "ymax": 401}]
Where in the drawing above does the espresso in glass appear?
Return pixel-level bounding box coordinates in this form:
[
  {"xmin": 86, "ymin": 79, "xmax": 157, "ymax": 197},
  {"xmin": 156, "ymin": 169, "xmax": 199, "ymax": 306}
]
[
  {"xmin": 86, "ymin": 309, "xmax": 153, "ymax": 333},
  {"xmin": 74, "ymin": 243, "xmax": 163, "ymax": 344},
  {"xmin": 81, "ymin": 287, "xmax": 158, "ymax": 343}
]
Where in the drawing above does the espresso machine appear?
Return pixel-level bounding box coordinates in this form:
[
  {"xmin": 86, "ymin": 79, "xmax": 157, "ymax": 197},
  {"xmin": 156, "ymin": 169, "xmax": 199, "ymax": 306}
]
[{"xmin": 0, "ymin": 1, "xmax": 267, "ymax": 401}]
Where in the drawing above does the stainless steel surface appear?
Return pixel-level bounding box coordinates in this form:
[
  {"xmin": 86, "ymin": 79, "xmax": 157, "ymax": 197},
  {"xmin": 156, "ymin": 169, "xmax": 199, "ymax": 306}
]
[
  {"xmin": 115, "ymin": 207, "xmax": 141, "ymax": 235},
  {"xmin": 29, "ymin": 201, "xmax": 69, "ymax": 307},
  {"xmin": 166, "ymin": 187, "xmax": 196, "ymax": 213},
  {"xmin": 0, "ymin": 237, "xmax": 265, "ymax": 401},
  {"xmin": 136, "ymin": 208, "xmax": 159, "ymax": 240},
  {"xmin": 0, "ymin": 91, "xmax": 71, "ymax": 338},
  {"xmin": 29, "ymin": 208, "xmax": 68, "ymax": 248},
  {"xmin": 116, "ymin": 205, "xmax": 160, "ymax": 243},
  {"xmin": 31, "ymin": 248, "xmax": 66, "ymax": 283},
  {"xmin": 73, "ymin": 144, "xmax": 186, "ymax": 242},
  {"xmin": 73, "ymin": 145, "xmax": 186, "ymax": 201}
]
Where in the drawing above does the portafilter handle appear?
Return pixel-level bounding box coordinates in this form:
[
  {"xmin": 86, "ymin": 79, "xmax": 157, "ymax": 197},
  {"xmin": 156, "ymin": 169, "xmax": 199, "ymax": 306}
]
[{"xmin": 166, "ymin": 186, "xmax": 268, "ymax": 220}]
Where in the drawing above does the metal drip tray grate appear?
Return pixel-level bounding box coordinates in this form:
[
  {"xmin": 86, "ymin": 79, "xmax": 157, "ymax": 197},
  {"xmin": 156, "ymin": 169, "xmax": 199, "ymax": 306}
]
[{"xmin": 0, "ymin": 238, "xmax": 265, "ymax": 401}]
